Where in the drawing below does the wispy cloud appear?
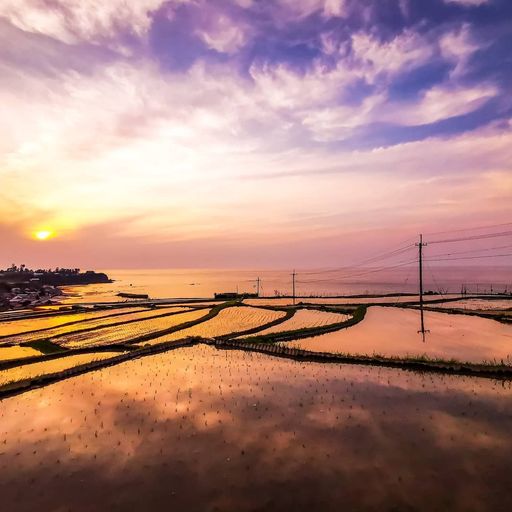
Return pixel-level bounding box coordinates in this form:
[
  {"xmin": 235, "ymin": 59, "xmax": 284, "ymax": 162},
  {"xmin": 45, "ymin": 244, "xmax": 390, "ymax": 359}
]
[
  {"xmin": 444, "ymin": 0, "xmax": 490, "ymax": 6},
  {"xmin": 0, "ymin": 0, "xmax": 169, "ymax": 43}
]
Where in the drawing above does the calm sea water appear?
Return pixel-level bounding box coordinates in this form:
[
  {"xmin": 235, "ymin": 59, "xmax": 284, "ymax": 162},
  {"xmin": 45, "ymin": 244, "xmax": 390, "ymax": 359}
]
[{"xmin": 61, "ymin": 266, "xmax": 512, "ymax": 303}]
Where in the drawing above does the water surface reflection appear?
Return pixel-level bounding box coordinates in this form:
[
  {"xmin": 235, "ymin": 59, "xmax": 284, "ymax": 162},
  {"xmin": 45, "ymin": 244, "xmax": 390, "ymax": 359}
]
[
  {"xmin": 1, "ymin": 345, "xmax": 512, "ymax": 511},
  {"xmin": 285, "ymin": 306, "xmax": 512, "ymax": 363}
]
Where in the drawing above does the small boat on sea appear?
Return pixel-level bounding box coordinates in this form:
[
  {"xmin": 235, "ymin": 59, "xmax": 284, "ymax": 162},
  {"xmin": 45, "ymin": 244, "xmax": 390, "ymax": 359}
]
[{"xmin": 117, "ymin": 292, "xmax": 149, "ymax": 299}]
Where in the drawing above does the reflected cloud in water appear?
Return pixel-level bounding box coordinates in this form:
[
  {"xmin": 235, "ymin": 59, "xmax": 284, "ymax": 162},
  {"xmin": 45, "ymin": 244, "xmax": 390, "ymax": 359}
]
[
  {"xmin": 1, "ymin": 345, "xmax": 512, "ymax": 511},
  {"xmin": 286, "ymin": 306, "xmax": 512, "ymax": 364}
]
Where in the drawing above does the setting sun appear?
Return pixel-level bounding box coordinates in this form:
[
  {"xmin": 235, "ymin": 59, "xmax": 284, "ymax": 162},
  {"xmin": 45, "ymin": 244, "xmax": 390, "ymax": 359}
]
[{"xmin": 34, "ymin": 230, "xmax": 53, "ymax": 241}]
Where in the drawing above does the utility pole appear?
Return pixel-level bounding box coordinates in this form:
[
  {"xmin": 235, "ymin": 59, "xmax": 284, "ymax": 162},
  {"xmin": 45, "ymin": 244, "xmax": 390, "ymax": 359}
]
[
  {"xmin": 416, "ymin": 234, "xmax": 427, "ymax": 308},
  {"xmin": 292, "ymin": 270, "xmax": 296, "ymax": 305},
  {"xmin": 416, "ymin": 234, "xmax": 428, "ymax": 340},
  {"xmin": 256, "ymin": 276, "xmax": 260, "ymax": 297}
]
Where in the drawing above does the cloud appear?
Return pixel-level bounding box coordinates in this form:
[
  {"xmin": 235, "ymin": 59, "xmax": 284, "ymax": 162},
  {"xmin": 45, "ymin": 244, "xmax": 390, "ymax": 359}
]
[
  {"xmin": 1, "ymin": 0, "xmax": 511, "ymax": 266},
  {"xmin": 444, "ymin": 0, "xmax": 490, "ymax": 6},
  {"xmin": 350, "ymin": 29, "xmax": 434, "ymax": 83},
  {"xmin": 1, "ymin": 42, "xmax": 510, "ymax": 257},
  {"xmin": 195, "ymin": 13, "xmax": 250, "ymax": 55},
  {"xmin": 300, "ymin": 93, "xmax": 385, "ymax": 141},
  {"xmin": 276, "ymin": 0, "xmax": 348, "ymax": 20},
  {"xmin": 247, "ymin": 26, "xmax": 439, "ymax": 115},
  {"xmin": 377, "ymin": 83, "xmax": 498, "ymax": 126},
  {"xmin": 439, "ymin": 23, "xmax": 482, "ymax": 78},
  {"xmin": 0, "ymin": 0, "xmax": 169, "ymax": 43}
]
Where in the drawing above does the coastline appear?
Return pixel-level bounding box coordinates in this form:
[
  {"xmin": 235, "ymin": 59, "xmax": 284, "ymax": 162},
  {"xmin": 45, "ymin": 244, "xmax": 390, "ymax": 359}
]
[{"xmin": 0, "ymin": 268, "xmax": 111, "ymax": 311}]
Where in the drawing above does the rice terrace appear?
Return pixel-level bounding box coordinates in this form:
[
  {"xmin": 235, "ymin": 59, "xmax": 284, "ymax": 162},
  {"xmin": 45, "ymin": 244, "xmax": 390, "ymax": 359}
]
[
  {"xmin": 2, "ymin": 0, "xmax": 512, "ymax": 510},
  {"xmin": 2, "ymin": 278, "xmax": 512, "ymax": 510}
]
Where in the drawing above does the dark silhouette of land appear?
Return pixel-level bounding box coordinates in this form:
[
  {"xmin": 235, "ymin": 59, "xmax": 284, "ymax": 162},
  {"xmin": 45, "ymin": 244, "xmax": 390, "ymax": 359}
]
[
  {"xmin": 0, "ymin": 264, "xmax": 110, "ymax": 286},
  {"xmin": 0, "ymin": 264, "xmax": 111, "ymax": 309}
]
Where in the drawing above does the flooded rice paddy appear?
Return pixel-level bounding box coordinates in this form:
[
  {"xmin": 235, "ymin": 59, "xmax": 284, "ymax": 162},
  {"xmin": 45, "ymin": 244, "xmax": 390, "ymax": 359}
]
[
  {"xmin": 0, "ymin": 352, "xmax": 123, "ymax": 387},
  {"xmin": 0, "ymin": 307, "xmax": 148, "ymax": 338},
  {"xmin": 421, "ymin": 298, "xmax": 512, "ymax": 311},
  {"xmin": 2, "ymin": 306, "xmax": 193, "ymax": 345},
  {"xmin": 59, "ymin": 309, "xmax": 208, "ymax": 348},
  {"xmin": 1, "ymin": 345, "xmax": 512, "ymax": 511},
  {"xmin": 2, "ymin": 297, "xmax": 512, "ymax": 510},
  {"xmin": 140, "ymin": 306, "xmax": 286, "ymax": 345},
  {"xmin": 0, "ymin": 346, "xmax": 41, "ymax": 361},
  {"xmin": 284, "ymin": 306, "xmax": 512, "ymax": 364},
  {"xmin": 240, "ymin": 309, "xmax": 350, "ymax": 338}
]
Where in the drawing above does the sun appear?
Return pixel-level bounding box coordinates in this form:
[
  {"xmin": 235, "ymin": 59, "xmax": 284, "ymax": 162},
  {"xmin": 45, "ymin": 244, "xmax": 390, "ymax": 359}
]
[{"xmin": 34, "ymin": 230, "xmax": 53, "ymax": 241}]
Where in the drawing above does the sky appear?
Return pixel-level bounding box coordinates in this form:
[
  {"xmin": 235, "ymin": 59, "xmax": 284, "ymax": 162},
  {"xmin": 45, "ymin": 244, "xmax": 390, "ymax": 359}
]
[{"xmin": 0, "ymin": 0, "xmax": 511, "ymax": 269}]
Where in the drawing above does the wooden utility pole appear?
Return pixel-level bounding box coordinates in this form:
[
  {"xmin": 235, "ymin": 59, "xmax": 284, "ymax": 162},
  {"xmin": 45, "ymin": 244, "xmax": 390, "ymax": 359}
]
[
  {"xmin": 416, "ymin": 234, "xmax": 426, "ymax": 308},
  {"xmin": 256, "ymin": 277, "xmax": 260, "ymax": 296},
  {"xmin": 416, "ymin": 234, "xmax": 428, "ymax": 340},
  {"xmin": 292, "ymin": 270, "xmax": 296, "ymax": 305}
]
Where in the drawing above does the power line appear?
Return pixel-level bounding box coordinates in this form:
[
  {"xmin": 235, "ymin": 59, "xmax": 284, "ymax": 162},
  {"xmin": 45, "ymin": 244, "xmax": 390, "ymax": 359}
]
[
  {"xmin": 331, "ymin": 258, "xmax": 418, "ymax": 280},
  {"xmin": 299, "ymin": 224, "xmax": 512, "ymax": 297},
  {"xmin": 428, "ymin": 230, "xmax": 512, "ymax": 245},
  {"xmin": 424, "ymin": 221, "xmax": 512, "ymax": 236},
  {"xmin": 427, "ymin": 243, "xmax": 512, "ymax": 259},
  {"xmin": 297, "ymin": 259, "xmax": 417, "ymax": 284},
  {"xmin": 346, "ymin": 244, "xmax": 415, "ymax": 268},
  {"xmin": 300, "ymin": 244, "xmax": 415, "ymax": 276},
  {"xmin": 426, "ymin": 253, "xmax": 512, "ymax": 263}
]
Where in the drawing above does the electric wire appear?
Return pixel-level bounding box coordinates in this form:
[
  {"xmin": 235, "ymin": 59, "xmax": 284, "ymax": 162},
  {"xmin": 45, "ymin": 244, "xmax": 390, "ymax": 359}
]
[
  {"xmin": 426, "ymin": 253, "xmax": 512, "ymax": 262},
  {"xmin": 428, "ymin": 230, "xmax": 512, "ymax": 245},
  {"xmin": 297, "ymin": 259, "xmax": 417, "ymax": 284},
  {"xmin": 427, "ymin": 243, "xmax": 512, "ymax": 259},
  {"xmin": 424, "ymin": 221, "xmax": 512, "ymax": 236},
  {"xmin": 299, "ymin": 244, "xmax": 415, "ymax": 276}
]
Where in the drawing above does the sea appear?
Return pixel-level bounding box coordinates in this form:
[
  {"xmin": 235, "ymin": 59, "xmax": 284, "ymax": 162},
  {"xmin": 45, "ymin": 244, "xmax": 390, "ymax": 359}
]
[{"xmin": 60, "ymin": 266, "xmax": 512, "ymax": 303}]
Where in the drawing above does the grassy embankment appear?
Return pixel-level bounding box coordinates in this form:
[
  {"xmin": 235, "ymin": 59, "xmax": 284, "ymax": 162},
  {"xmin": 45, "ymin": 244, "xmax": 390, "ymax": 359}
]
[
  {"xmin": 233, "ymin": 305, "xmax": 366, "ymax": 344},
  {"xmin": 404, "ymin": 305, "xmax": 512, "ymax": 324},
  {"xmin": 215, "ymin": 341, "xmax": 512, "ymax": 379}
]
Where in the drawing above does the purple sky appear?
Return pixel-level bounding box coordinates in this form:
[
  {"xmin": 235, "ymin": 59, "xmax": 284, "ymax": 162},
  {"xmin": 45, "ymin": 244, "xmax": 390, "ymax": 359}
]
[{"xmin": 0, "ymin": 0, "xmax": 511, "ymax": 269}]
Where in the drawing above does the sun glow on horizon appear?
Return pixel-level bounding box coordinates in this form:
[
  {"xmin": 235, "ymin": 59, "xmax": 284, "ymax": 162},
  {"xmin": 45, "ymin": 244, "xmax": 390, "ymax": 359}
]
[{"xmin": 34, "ymin": 230, "xmax": 54, "ymax": 241}]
